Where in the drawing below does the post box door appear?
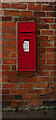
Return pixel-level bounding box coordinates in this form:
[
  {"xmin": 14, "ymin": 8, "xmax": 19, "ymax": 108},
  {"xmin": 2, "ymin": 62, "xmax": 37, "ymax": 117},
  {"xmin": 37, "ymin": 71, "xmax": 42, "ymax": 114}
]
[
  {"xmin": 22, "ymin": 36, "xmax": 34, "ymax": 71},
  {"xmin": 18, "ymin": 34, "xmax": 36, "ymax": 71}
]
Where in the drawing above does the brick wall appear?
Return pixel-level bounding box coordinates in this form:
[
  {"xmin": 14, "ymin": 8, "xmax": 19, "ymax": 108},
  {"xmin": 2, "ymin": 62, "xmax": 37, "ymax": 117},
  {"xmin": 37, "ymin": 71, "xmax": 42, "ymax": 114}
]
[{"xmin": 2, "ymin": 1, "xmax": 56, "ymax": 110}]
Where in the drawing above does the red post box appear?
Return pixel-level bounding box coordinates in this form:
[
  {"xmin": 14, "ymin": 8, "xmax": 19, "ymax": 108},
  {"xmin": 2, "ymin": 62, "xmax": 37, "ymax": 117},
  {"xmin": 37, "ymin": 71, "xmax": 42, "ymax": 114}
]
[{"xmin": 17, "ymin": 21, "xmax": 36, "ymax": 71}]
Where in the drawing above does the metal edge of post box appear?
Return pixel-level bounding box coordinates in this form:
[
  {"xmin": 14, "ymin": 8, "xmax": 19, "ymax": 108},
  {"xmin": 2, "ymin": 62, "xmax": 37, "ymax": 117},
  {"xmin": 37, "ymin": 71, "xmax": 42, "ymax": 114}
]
[{"xmin": 16, "ymin": 21, "xmax": 37, "ymax": 72}]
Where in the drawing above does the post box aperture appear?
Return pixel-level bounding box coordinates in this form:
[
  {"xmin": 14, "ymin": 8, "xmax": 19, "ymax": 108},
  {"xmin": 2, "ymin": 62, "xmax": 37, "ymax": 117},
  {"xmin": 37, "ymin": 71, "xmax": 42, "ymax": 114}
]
[{"xmin": 17, "ymin": 22, "xmax": 36, "ymax": 71}]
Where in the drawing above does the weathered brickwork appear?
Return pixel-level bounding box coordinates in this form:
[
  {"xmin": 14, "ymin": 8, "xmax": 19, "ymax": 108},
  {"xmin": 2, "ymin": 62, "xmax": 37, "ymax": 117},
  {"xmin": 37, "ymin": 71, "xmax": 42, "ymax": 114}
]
[{"xmin": 1, "ymin": 1, "xmax": 56, "ymax": 110}]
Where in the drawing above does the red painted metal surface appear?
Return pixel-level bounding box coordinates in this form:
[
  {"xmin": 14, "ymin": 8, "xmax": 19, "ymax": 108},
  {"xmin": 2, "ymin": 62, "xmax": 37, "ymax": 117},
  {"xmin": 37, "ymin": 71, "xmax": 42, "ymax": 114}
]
[{"xmin": 17, "ymin": 22, "xmax": 36, "ymax": 71}]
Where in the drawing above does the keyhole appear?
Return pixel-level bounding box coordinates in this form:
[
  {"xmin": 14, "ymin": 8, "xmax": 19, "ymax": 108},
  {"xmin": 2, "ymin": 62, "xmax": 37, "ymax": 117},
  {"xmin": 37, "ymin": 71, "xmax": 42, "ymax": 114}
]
[{"xmin": 23, "ymin": 54, "xmax": 25, "ymax": 56}]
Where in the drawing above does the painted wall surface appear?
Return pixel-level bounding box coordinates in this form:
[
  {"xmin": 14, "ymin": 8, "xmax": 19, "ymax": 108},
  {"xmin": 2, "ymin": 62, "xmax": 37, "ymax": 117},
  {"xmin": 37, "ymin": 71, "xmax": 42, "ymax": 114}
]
[{"xmin": 1, "ymin": 1, "xmax": 56, "ymax": 110}]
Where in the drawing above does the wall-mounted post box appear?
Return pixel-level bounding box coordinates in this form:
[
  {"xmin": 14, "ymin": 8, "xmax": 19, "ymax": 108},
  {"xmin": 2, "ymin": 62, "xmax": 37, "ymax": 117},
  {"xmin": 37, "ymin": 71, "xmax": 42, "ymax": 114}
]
[{"xmin": 17, "ymin": 21, "xmax": 36, "ymax": 71}]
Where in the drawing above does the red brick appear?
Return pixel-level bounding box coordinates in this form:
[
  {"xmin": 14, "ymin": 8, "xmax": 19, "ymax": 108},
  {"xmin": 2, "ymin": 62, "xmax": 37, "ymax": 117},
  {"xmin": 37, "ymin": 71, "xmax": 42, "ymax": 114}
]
[
  {"xmin": 39, "ymin": 18, "xmax": 53, "ymax": 23},
  {"xmin": 26, "ymin": 89, "xmax": 42, "ymax": 95},
  {"xmin": 0, "ymin": 34, "xmax": 2, "ymax": 40},
  {"xmin": 10, "ymin": 40, "xmax": 16, "ymax": 46},
  {"xmin": 49, "ymin": 36, "xmax": 56, "ymax": 41},
  {"xmin": 11, "ymin": 3, "xmax": 27, "ymax": 9},
  {"xmin": 0, "ymin": 3, "xmax": 2, "ymax": 8},
  {"xmin": 47, "ymin": 12, "xmax": 56, "ymax": 17},
  {"xmin": 37, "ymin": 24, "xmax": 49, "ymax": 29},
  {"xmin": 0, "ymin": 16, "xmax": 2, "ymax": 21},
  {"xmin": 2, "ymin": 71, "xmax": 16, "ymax": 77},
  {"xmin": 2, "ymin": 77, "xmax": 9, "ymax": 82},
  {"xmin": 3, "ymin": 46, "xmax": 16, "ymax": 52},
  {"xmin": 14, "ymin": 17, "xmax": 35, "ymax": 22},
  {"xmin": 42, "ymin": 54, "xmax": 54, "ymax": 59},
  {"xmin": 0, "ymin": 77, "xmax": 2, "ymax": 82},
  {"xmin": 50, "ymin": 24, "xmax": 56, "ymax": 29},
  {"xmin": 38, "ymin": 59, "xmax": 45, "ymax": 64},
  {"xmin": 50, "ymin": 71, "xmax": 56, "ymax": 76},
  {"xmin": 0, "ymin": 47, "xmax": 2, "ymax": 53},
  {"xmin": 2, "ymin": 22, "xmax": 15, "ymax": 28},
  {"xmin": 28, "ymin": 4, "xmax": 41, "ymax": 10},
  {"xmin": 11, "ymin": 100, "xmax": 24, "ymax": 107},
  {"xmin": 49, "ymin": 83, "xmax": 54, "ymax": 88},
  {"xmin": 4, "ymin": 10, "xmax": 19, "ymax": 16},
  {"xmin": 48, "ymin": 2, "xmax": 56, "ymax": 5},
  {"xmin": 11, "ymin": 53, "xmax": 16, "ymax": 58},
  {"xmin": 46, "ymin": 48, "xmax": 55, "ymax": 53},
  {"xmin": 37, "ymin": 41, "xmax": 41, "ymax": 47},
  {"xmin": 0, "ymin": 53, "xmax": 2, "ymax": 58},
  {"xmin": 3, "ymin": 59, "xmax": 16, "ymax": 64},
  {"xmin": 17, "ymin": 71, "xmax": 33, "ymax": 77},
  {"xmin": 15, "ymin": 100, "xmax": 24, "ymax": 106},
  {"xmin": 55, "ymin": 18, "xmax": 56, "ymax": 23},
  {"xmin": 41, "ymin": 30, "xmax": 54, "ymax": 35},
  {"xmin": 43, "ymin": 77, "xmax": 54, "ymax": 82},
  {"xmin": 2, "ymin": 28, "xmax": 9, "ymax": 33},
  {"xmin": 9, "ymin": 29, "xmax": 16, "ymax": 34},
  {"xmin": 0, "ymin": 48, "xmax": 1, "ymax": 52},
  {"xmin": 42, "ymin": 5, "xmax": 53, "ymax": 11},
  {"xmin": 10, "ymin": 77, "xmax": 25, "ymax": 82},
  {"xmin": 2, "ymin": 40, "xmax": 9, "ymax": 46},
  {"xmin": 10, "ymin": 89, "xmax": 25, "ymax": 95},
  {"xmin": 2, "ymin": 3, "xmax": 10, "ymax": 8},
  {"xmin": 34, "ymin": 12, "xmax": 45, "ymax": 17},
  {"xmin": 2, "ymin": 53, "xmax": 10, "ymax": 58},
  {"xmin": 2, "ymin": 16, "xmax": 12, "ymax": 21},
  {"xmin": 54, "ymin": 83, "xmax": 56, "ymax": 88},
  {"xmin": 54, "ymin": 6, "xmax": 56, "ymax": 11},
  {"xmin": 2, "ymin": 95, "xmax": 14, "ymax": 100},
  {"xmin": 21, "ymin": 11, "xmax": 32, "ymax": 17},
  {"xmin": 41, "ymin": 89, "xmax": 46, "ymax": 95},
  {"xmin": 37, "ymin": 71, "xmax": 49, "ymax": 76},
  {"xmin": 0, "ymin": 72, "xmax": 2, "ymax": 78},
  {"xmin": 2, "ymin": 65, "xmax": 10, "ymax": 70},
  {"xmin": 27, "ymin": 77, "xmax": 41, "ymax": 82},
  {"xmin": 37, "ymin": 48, "xmax": 45, "ymax": 54},
  {"xmin": 2, "ymin": 83, "xmax": 16, "ymax": 88},
  {"xmin": 34, "ymin": 83, "xmax": 48, "ymax": 88},
  {"xmin": 19, "ymin": 83, "xmax": 33, "ymax": 89},
  {"xmin": 0, "ymin": 10, "xmax": 2, "ymax": 15},
  {"xmin": 41, "ymin": 65, "xmax": 56, "ymax": 70},
  {"xmin": 28, "ymin": 100, "xmax": 42, "ymax": 106},
  {"xmin": 0, "ymin": 65, "xmax": 2, "ymax": 70},
  {"xmin": 2, "ymin": 89, "xmax": 9, "ymax": 94},
  {"xmin": 47, "ymin": 60, "xmax": 56, "ymax": 64},
  {"xmin": 46, "ymin": 88, "xmax": 54, "ymax": 94},
  {"xmin": 2, "ymin": 71, "xmax": 9, "ymax": 77},
  {"xmin": 0, "ymin": 22, "xmax": 2, "ymax": 27},
  {"xmin": 4, "ymin": 34, "xmax": 16, "ymax": 40},
  {"xmin": 55, "ymin": 30, "xmax": 56, "ymax": 35},
  {"xmin": 22, "ymin": 95, "xmax": 40, "ymax": 100},
  {"xmin": 37, "ymin": 54, "xmax": 41, "ymax": 59},
  {"xmin": 41, "ymin": 41, "xmax": 54, "ymax": 47},
  {"xmin": 0, "ymin": 95, "xmax": 2, "ymax": 101},
  {"xmin": 10, "ymin": 101, "xmax": 16, "ymax": 107},
  {"xmin": 0, "ymin": 28, "xmax": 2, "ymax": 33}
]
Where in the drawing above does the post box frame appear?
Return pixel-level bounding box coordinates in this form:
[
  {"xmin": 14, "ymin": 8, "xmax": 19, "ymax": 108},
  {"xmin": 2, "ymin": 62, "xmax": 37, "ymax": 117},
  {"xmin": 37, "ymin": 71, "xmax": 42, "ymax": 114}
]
[{"xmin": 16, "ymin": 20, "xmax": 37, "ymax": 72}]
